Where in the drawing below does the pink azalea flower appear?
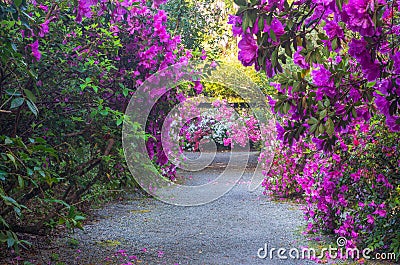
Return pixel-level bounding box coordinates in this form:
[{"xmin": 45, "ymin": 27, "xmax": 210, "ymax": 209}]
[
  {"xmin": 38, "ymin": 4, "xmax": 48, "ymax": 12},
  {"xmin": 152, "ymin": 0, "xmax": 168, "ymax": 8},
  {"xmin": 39, "ymin": 19, "xmax": 50, "ymax": 37},
  {"xmin": 293, "ymin": 47, "xmax": 309, "ymax": 69},
  {"xmin": 238, "ymin": 34, "xmax": 258, "ymax": 66},
  {"xmin": 76, "ymin": 0, "xmax": 97, "ymax": 23},
  {"xmin": 28, "ymin": 40, "xmax": 41, "ymax": 61},
  {"xmin": 367, "ymin": 214, "xmax": 374, "ymax": 224},
  {"xmin": 194, "ymin": 81, "xmax": 203, "ymax": 94},
  {"xmin": 200, "ymin": 49, "xmax": 207, "ymax": 60}
]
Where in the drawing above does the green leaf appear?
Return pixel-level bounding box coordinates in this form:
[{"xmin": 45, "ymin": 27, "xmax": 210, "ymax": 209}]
[
  {"xmin": 26, "ymin": 100, "xmax": 38, "ymax": 116},
  {"xmin": 4, "ymin": 137, "xmax": 13, "ymax": 145},
  {"xmin": 7, "ymin": 237, "xmax": 15, "ymax": 248},
  {"xmin": 269, "ymin": 29, "xmax": 277, "ymax": 42},
  {"xmin": 122, "ymin": 88, "xmax": 129, "ymax": 97},
  {"xmin": 242, "ymin": 13, "xmax": 250, "ymax": 32},
  {"xmin": 23, "ymin": 89, "xmax": 36, "ymax": 103},
  {"xmin": 258, "ymin": 17, "xmax": 265, "ymax": 31},
  {"xmin": 74, "ymin": 215, "xmax": 85, "ymax": 221},
  {"xmin": 5, "ymin": 89, "xmax": 22, "ymax": 97},
  {"xmin": 282, "ymin": 102, "xmax": 290, "ymax": 114},
  {"xmin": 99, "ymin": 110, "xmax": 108, "ymax": 116},
  {"xmin": 0, "ymin": 170, "xmax": 7, "ymax": 181},
  {"xmin": 18, "ymin": 175, "xmax": 24, "ymax": 188},
  {"xmin": 307, "ymin": 117, "xmax": 318, "ymax": 125},
  {"xmin": 1, "ymin": 195, "xmax": 18, "ymax": 207},
  {"xmin": 326, "ymin": 118, "xmax": 334, "ymax": 136},
  {"xmin": 318, "ymin": 123, "xmax": 325, "ymax": 135},
  {"xmin": 10, "ymin": 98, "xmax": 24, "ymax": 109},
  {"xmin": 234, "ymin": 0, "xmax": 247, "ymax": 6},
  {"xmin": 271, "ymin": 49, "xmax": 278, "ymax": 67},
  {"xmin": 27, "ymin": 168, "xmax": 33, "ymax": 176},
  {"xmin": 331, "ymin": 38, "xmax": 338, "ymax": 51},
  {"xmin": 351, "ymin": 108, "xmax": 357, "ymax": 118},
  {"xmin": 336, "ymin": 0, "xmax": 343, "ymax": 11},
  {"xmin": 319, "ymin": 109, "xmax": 327, "ymax": 119},
  {"xmin": 317, "ymin": 33, "xmax": 329, "ymax": 40},
  {"xmin": 6, "ymin": 153, "xmax": 16, "ymax": 168},
  {"xmin": 14, "ymin": 206, "xmax": 21, "ymax": 217},
  {"xmin": 14, "ymin": 0, "xmax": 22, "ymax": 7},
  {"xmin": 0, "ymin": 216, "xmax": 9, "ymax": 228},
  {"xmin": 44, "ymin": 198, "xmax": 70, "ymax": 208},
  {"xmin": 366, "ymin": 81, "xmax": 376, "ymax": 88}
]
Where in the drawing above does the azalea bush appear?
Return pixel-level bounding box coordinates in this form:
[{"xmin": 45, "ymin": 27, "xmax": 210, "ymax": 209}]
[
  {"xmin": 230, "ymin": 0, "xmax": 400, "ymax": 260},
  {"xmin": 179, "ymin": 98, "xmax": 262, "ymax": 151},
  {"xmin": 0, "ymin": 0, "xmax": 194, "ymax": 252}
]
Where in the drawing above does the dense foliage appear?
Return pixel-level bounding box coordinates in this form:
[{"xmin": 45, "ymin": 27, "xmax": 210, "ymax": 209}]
[
  {"xmin": 230, "ymin": 0, "xmax": 400, "ymax": 260},
  {"xmin": 0, "ymin": 0, "xmax": 191, "ymax": 252},
  {"xmin": 163, "ymin": 0, "xmax": 234, "ymax": 54}
]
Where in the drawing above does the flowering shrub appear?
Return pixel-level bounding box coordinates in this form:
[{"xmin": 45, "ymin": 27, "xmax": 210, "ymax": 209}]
[
  {"xmin": 231, "ymin": 0, "xmax": 400, "ymax": 143},
  {"xmin": 0, "ymin": 0, "xmax": 193, "ymax": 252},
  {"xmin": 230, "ymin": 0, "xmax": 400, "ymax": 259},
  {"xmin": 180, "ymin": 98, "xmax": 262, "ymax": 151},
  {"xmin": 261, "ymin": 117, "xmax": 399, "ymax": 259}
]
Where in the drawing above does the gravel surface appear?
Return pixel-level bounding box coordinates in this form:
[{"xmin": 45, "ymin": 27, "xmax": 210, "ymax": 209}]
[{"xmin": 12, "ymin": 152, "xmax": 318, "ymax": 265}]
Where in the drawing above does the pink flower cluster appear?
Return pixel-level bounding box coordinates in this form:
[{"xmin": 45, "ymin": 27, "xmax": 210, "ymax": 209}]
[{"xmin": 260, "ymin": 118, "xmax": 399, "ymax": 257}]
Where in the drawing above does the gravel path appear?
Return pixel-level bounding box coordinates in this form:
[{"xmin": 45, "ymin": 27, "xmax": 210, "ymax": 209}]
[{"xmin": 21, "ymin": 152, "xmax": 317, "ymax": 265}]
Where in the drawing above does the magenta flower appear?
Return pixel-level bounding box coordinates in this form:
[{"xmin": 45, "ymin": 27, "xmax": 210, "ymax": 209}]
[
  {"xmin": 386, "ymin": 116, "xmax": 400, "ymax": 131},
  {"xmin": 367, "ymin": 214, "xmax": 374, "ymax": 224},
  {"xmin": 39, "ymin": 19, "xmax": 50, "ymax": 37},
  {"xmin": 38, "ymin": 4, "xmax": 48, "ymax": 12},
  {"xmin": 349, "ymin": 38, "xmax": 380, "ymax": 81},
  {"xmin": 194, "ymin": 81, "xmax": 203, "ymax": 94},
  {"xmin": 312, "ymin": 65, "xmax": 335, "ymax": 99},
  {"xmin": 152, "ymin": 0, "xmax": 168, "ymax": 8},
  {"xmin": 312, "ymin": 65, "xmax": 333, "ymax": 87},
  {"xmin": 76, "ymin": 0, "xmax": 97, "ymax": 23},
  {"xmin": 238, "ymin": 34, "xmax": 258, "ymax": 66},
  {"xmin": 228, "ymin": 15, "xmax": 243, "ymax": 36},
  {"xmin": 270, "ymin": 18, "xmax": 285, "ymax": 39},
  {"xmin": 373, "ymin": 208, "xmax": 387, "ymax": 217},
  {"xmin": 323, "ymin": 20, "xmax": 344, "ymax": 40},
  {"xmin": 28, "ymin": 40, "xmax": 41, "ymax": 61},
  {"xmin": 293, "ymin": 47, "xmax": 309, "ymax": 69},
  {"xmin": 129, "ymin": 255, "xmax": 138, "ymax": 261},
  {"xmin": 200, "ymin": 49, "xmax": 207, "ymax": 60},
  {"xmin": 342, "ymin": 0, "xmax": 376, "ymax": 36},
  {"xmin": 392, "ymin": 52, "xmax": 400, "ymax": 74},
  {"xmin": 263, "ymin": 17, "xmax": 285, "ymax": 41},
  {"xmin": 374, "ymin": 94, "xmax": 390, "ymax": 116},
  {"xmin": 223, "ymin": 138, "xmax": 232, "ymax": 146}
]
